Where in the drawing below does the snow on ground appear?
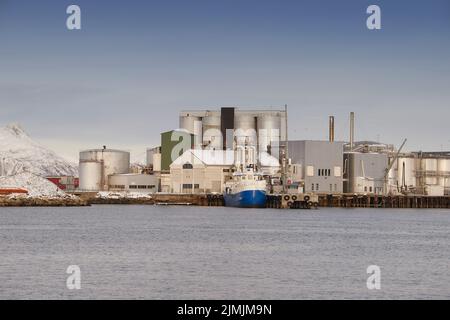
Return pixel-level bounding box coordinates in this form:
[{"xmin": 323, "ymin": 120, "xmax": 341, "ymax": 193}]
[
  {"xmin": 96, "ymin": 191, "xmax": 153, "ymax": 199},
  {"xmin": 0, "ymin": 172, "xmax": 66, "ymax": 197}
]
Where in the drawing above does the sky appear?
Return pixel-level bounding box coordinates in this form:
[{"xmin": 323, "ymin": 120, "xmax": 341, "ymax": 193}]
[{"xmin": 0, "ymin": 0, "xmax": 449, "ymax": 162}]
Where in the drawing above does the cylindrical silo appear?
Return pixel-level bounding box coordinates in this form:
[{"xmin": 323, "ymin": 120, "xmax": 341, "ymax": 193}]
[
  {"xmin": 423, "ymin": 158, "xmax": 438, "ymax": 185},
  {"xmin": 153, "ymin": 153, "xmax": 161, "ymax": 172},
  {"xmin": 397, "ymin": 157, "xmax": 416, "ymax": 189},
  {"xmin": 79, "ymin": 161, "xmax": 103, "ymax": 191},
  {"xmin": 79, "ymin": 149, "xmax": 130, "ymax": 191},
  {"xmin": 257, "ymin": 113, "xmax": 282, "ymax": 154},
  {"xmin": 179, "ymin": 114, "xmax": 202, "ymax": 139},
  {"xmin": 202, "ymin": 112, "xmax": 222, "ymax": 149},
  {"xmin": 438, "ymin": 159, "xmax": 450, "ymax": 193},
  {"xmin": 146, "ymin": 148, "xmax": 154, "ymax": 167},
  {"xmin": 234, "ymin": 114, "xmax": 257, "ymax": 148}
]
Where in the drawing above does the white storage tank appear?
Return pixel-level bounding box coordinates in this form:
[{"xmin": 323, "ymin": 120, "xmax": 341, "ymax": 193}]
[
  {"xmin": 422, "ymin": 158, "xmax": 438, "ymax": 185},
  {"xmin": 257, "ymin": 113, "xmax": 282, "ymax": 154},
  {"xmin": 79, "ymin": 148, "xmax": 130, "ymax": 191},
  {"xmin": 179, "ymin": 114, "xmax": 202, "ymax": 136},
  {"xmin": 79, "ymin": 161, "xmax": 103, "ymax": 191},
  {"xmin": 397, "ymin": 157, "xmax": 416, "ymax": 189},
  {"xmin": 146, "ymin": 148, "xmax": 154, "ymax": 167},
  {"xmin": 438, "ymin": 159, "xmax": 450, "ymax": 193},
  {"xmin": 234, "ymin": 114, "xmax": 257, "ymax": 147},
  {"xmin": 153, "ymin": 153, "xmax": 162, "ymax": 172},
  {"xmin": 202, "ymin": 112, "xmax": 222, "ymax": 149}
]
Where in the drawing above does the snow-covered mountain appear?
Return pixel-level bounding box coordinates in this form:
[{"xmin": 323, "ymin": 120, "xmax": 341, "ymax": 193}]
[{"xmin": 0, "ymin": 123, "xmax": 78, "ymax": 177}]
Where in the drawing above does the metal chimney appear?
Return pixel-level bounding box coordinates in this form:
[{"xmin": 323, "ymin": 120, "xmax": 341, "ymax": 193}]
[
  {"xmin": 350, "ymin": 112, "xmax": 355, "ymax": 150},
  {"xmin": 329, "ymin": 116, "xmax": 335, "ymax": 142}
]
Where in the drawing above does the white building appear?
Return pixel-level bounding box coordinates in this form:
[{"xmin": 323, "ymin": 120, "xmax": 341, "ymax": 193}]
[
  {"xmin": 170, "ymin": 149, "xmax": 234, "ymax": 194},
  {"xmin": 169, "ymin": 149, "xmax": 280, "ymax": 194},
  {"xmin": 108, "ymin": 173, "xmax": 157, "ymax": 193}
]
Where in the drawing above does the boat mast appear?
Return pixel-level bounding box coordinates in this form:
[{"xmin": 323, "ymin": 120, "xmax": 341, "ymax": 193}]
[{"xmin": 282, "ymin": 104, "xmax": 289, "ymax": 193}]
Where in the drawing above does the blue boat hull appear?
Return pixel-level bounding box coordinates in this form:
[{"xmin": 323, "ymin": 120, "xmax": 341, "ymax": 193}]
[{"xmin": 223, "ymin": 189, "xmax": 267, "ymax": 208}]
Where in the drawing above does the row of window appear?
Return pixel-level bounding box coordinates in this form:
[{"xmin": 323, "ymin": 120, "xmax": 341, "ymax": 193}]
[
  {"xmin": 129, "ymin": 185, "xmax": 156, "ymax": 189},
  {"xmin": 306, "ymin": 166, "xmax": 341, "ymax": 177},
  {"xmin": 311, "ymin": 183, "xmax": 338, "ymax": 192},
  {"xmin": 182, "ymin": 184, "xmax": 200, "ymax": 189},
  {"xmin": 109, "ymin": 185, "xmax": 155, "ymax": 190},
  {"xmin": 318, "ymin": 169, "xmax": 331, "ymax": 177}
]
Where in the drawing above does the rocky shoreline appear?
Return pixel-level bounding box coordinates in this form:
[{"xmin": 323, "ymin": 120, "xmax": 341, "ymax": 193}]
[
  {"xmin": 0, "ymin": 193, "xmax": 206, "ymax": 207},
  {"xmin": 0, "ymin": 195, "xmax": 89, "ymax": 207}
]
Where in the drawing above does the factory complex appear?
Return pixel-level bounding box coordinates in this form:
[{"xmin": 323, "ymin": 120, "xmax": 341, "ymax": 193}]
[{"xmin": 74, "ymin": 107, "xmax": 450, "ymax": 206}]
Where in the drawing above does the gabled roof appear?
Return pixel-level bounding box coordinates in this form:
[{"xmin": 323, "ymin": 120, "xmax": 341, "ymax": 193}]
[
  {"xmin": 171, "ymin": 149, "xmax": 235, "ymax": 167},
  {"xmin": 170, "ymin": 149, "xmax": 281, "ymax": 168}
]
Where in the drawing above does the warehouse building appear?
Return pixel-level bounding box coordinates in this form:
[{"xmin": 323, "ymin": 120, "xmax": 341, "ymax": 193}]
[
  {"xmin": 288, "ymin": 140, "xmax": 344, "ymax": 193},
  {"xmin": 108, "ymin": 173, "xmax": 157, "ymax": 193},
  {"xmin": 169, "ymin": 149, "xmax": 234, "ymax": 193},
  {"xmin": 343, "ymin": 152, "xmax": 388, "ymax": 194}
]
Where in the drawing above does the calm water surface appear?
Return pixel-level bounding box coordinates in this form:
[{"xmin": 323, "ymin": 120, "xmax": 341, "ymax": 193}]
[{"xmin": 0, "ymin": 205, "xmax": 449, "ymax": 299}]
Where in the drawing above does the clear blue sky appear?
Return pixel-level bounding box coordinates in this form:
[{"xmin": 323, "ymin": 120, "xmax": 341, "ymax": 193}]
[{"xmin": 1, "ymin": 0, "xmax": 449, "ymax": 161}]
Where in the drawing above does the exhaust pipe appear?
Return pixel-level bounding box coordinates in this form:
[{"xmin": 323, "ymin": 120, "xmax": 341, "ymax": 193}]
[
  {"xmin": 350, "ymin": 112, "xmax": 355, "ymax": 150},
  {"xmin": 329, "ymin": 116, "xmax": 335, "ymax": 142}
]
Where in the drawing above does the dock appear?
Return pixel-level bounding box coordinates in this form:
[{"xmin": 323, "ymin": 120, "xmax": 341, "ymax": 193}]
[
  {"xmin": 318, "ymin": 194, "xmax": 450, "ymax": 209},
  {"xmin": 68, "ymin": 191, "xmax": 450, "ymax": 209}
]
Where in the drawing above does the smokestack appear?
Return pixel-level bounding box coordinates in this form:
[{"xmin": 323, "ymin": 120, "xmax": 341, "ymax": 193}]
[
  {"xmin": 350, "ymin": 112, "xmax": 355, "ymax": 150},
  {"xmin": 328, "ymin": 116, "xmax": 335, "ymax": 142}
]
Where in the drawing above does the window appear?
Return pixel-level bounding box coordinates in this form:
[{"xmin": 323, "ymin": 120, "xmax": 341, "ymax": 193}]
[
  {"xmin": 316, "ymin": 183, "xmax": 319, "ymax": 191},
  {"xmin": 182, "ymin": 184, "xmax": 199, "ymax": 189},
  {"xmin": 183, "ymin": 163, "xmax": 193, "ymax": 169},
  {"xmin": 364, "ymin": 186, "xmax": 367, "ymax": 192},
  {"xmin": 110, "ymin": 185, "xmax": 125, "ymax": 189},
  {"xmin": 311, "ymin": 184, "xmax": 314, "ymax": 191},
  {"xmin": 318, "ymin": 169, "xmax": 321, "ymax": 176},
  {"xmin": 137, "ymin": 185, "xmax": 147, "ymax": 189},
  {"xmin": 307, "ymin": 166, "xmax": 314, "ymax": 177},
  {"xmin": 369, "ymin": 186, "xmax": 373, "ymax": 193},
  {"xmin": 129, "ymin": 185, "xmax": 137, "ymax": 189},
  {"xmin": 334, "ymin": 166, "xmax": 342, "ymax": 177}
]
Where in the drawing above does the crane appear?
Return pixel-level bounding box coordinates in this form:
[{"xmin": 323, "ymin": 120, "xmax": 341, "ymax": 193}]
[{"xmin": 383, "ymin": 138, "xmax": 407, "ymax": 195}]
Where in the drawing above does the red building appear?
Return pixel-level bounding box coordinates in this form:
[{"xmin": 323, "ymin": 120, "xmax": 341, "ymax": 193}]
[{"xmin": 46, "ymin": 176, "xmax": 79, "ymax": 191}]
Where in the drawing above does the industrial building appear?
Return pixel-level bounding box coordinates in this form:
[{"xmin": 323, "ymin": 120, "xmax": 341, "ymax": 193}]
[
  {"xmin": 169, "ymin": 149, "xmax": 234, "ymax": 194},
  {"xmin": 179, "ymin": 107, "xmax": 287, "ymax": 161},
  {"xmin": 390, "ymin": 152, "xmax": 450, "ymax": 196},
  {"xmin": 343, "ymin": 151, "xmax": 388, "ymax": 194},
  {"xmin": 108, "ymin": 173, "xmax": 157, "ymax": 193},
  {"xmin": 288, "ymin": 140, "xmax": 344, "ymax": 193},
  {"xmin": 46, "ymin": 176, "xmax": 79, "ymax": 191},
  {"xmin": 160, "ymin": 130, "xmax": 195, "ymax": 172},
  {"xmin": 74, "ymin": 109, "xmax": 449, "ymax": 202},
  {"xmin": 79, "ymin": 148, "xmax": 130, "ymax": 191}
]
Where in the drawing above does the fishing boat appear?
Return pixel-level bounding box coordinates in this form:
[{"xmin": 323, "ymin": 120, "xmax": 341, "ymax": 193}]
[{"xmin": 224, "ymin": 169, "xmax": 267, "ymax": 208}]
